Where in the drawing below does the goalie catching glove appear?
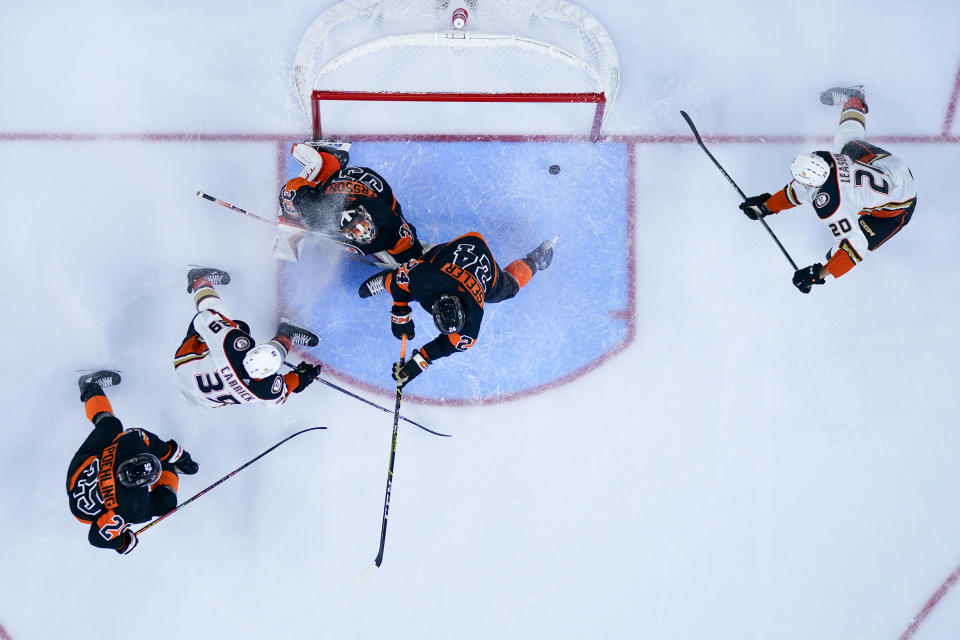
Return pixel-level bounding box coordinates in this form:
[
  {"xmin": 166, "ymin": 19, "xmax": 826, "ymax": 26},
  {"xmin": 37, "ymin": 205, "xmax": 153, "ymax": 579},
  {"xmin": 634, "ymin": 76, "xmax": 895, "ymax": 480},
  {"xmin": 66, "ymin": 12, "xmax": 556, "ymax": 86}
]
[
  {"xmin": 739, "ymin": 193, "xmax": 773, "ymax": 220},
  {"xmin": 392, "ymin": 350, "xmax": 429, "ymax": 388}
]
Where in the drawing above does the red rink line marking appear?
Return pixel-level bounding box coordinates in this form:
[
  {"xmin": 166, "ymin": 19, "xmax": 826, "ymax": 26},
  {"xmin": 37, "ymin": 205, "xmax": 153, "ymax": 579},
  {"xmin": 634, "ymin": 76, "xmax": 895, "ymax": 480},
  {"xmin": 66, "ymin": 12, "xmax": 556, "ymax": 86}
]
[
  {"xmin": 899, "ymin": 564, "xmax": 960, "ymax": 640},
  {"xmin": 0, "ymin": 621, "xmax": 12, "ymax": 640},
  {"xmin": 942, "ymin": 56, "xmax": 960, "ymax": 136}
]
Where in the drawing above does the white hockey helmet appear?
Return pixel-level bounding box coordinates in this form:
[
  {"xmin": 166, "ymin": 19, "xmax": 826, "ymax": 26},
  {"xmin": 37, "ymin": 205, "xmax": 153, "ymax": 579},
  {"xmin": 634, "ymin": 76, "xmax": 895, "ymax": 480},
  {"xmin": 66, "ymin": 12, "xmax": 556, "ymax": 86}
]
[
  {"xmin": 790, "ymin": 153, "xmax": 831, "ymax": 188},
  {"xmin": 242, "ymin": 343, "xmax": 283, "ymax": 379}
]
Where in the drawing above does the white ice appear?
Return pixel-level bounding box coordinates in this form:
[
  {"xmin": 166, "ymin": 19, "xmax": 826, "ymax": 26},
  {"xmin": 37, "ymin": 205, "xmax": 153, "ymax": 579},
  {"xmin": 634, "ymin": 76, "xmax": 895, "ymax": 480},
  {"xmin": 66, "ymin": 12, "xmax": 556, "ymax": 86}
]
[{"xmin": 1, "ymin": 1, "xmax": 959, "ymax": 639}]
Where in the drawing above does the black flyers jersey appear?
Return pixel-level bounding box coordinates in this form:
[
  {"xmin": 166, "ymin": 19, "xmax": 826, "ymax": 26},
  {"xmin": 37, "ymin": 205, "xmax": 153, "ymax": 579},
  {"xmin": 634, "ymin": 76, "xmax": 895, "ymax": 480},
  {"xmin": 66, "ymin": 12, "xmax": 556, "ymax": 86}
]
[
  {"xmin": 287, "ymin": 166, "xmax": 422, "ymax": 263},
  {"xmin": 387, "ymin": 232, "xmax": 510, "ymax": 362},
  {"xmin": 66, "ymin": 419, "xmax": 179, "ymax": 549}
]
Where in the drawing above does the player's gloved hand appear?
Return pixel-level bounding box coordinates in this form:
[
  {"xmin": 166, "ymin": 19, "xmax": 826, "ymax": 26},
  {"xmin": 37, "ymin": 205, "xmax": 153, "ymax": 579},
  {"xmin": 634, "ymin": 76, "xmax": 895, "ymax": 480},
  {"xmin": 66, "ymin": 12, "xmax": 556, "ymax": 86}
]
[
  {"xmin": 739, "ymin": 193, "xmax": 773, "ymax": 220},
  {"xmin": 391, "ymin": 304, "xmax": 415, "ymax": 340},
  {"xmin": 115, "ymin": 528, "xmax": 138, "ymax": 555},
  {"xmin": 172, "ymin": 449, "xmax": 199, "ymax": 475},
  {"xmin": 292, "ymin": 361, "xmax": 321, "ymax": 393},
  {"xmin": 392, "ymin": 350, "xmax": 429, "ymax": 388},
  {"xmin": 792, "ymin": 263, "xmax": 826, "ymax": 294}
]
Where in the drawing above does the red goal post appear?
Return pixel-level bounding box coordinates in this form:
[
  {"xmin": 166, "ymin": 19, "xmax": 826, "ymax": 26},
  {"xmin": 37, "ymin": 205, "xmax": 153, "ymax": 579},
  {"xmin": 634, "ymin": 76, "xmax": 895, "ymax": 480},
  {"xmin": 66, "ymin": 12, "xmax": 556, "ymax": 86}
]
[
  {"xmin": 295, "ymin": 0, "xmax": 620, "ymax": 142},
  {"xmin": 310, "ymin": 89, "xmax": 607, "ymax": 141}
]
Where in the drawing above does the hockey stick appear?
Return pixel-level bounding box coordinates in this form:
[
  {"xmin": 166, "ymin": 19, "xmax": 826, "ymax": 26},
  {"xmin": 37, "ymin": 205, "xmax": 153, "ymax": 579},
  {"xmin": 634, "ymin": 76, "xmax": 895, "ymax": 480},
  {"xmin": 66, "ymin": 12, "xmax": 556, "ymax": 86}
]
[
  {"xmin": 282, "ymin": 362, "xmax": 450, "ymax": 437},
  {"xmin": 374, "ymin": 336, "xmax": 407, "ymax": 567},
  {"xmin": 195, "ymin": 190, "xmax": 377, "ymax": 265},
  {"xmin": 679, "ymin": 111, "xmax": 800, "ymax": 271},
  {"xmin": 134, "ymin": 426, "xmax": 326, "ymax": 537}
]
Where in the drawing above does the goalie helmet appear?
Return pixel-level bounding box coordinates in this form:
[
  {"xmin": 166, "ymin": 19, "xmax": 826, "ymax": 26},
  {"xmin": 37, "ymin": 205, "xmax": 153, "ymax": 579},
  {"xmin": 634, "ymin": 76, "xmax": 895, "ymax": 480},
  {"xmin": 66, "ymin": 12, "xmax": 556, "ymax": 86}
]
[
  {"xmin": 339, "ymin": 203, "xmax": 376, "ymax": 244},
  {"xmin": 242, "ymin": 343, "xmax": 283, "ymax": 379},
  {"xmin": 117, "ymin": 453, "xmax": 162, "ymax": 488},
  {"xmin": 790, "ymin": 153, "xmax": 831, "ymax": 188},
  {"xmin": 432, "ymin": 294, "xmax": 465, "ymax": 334}
]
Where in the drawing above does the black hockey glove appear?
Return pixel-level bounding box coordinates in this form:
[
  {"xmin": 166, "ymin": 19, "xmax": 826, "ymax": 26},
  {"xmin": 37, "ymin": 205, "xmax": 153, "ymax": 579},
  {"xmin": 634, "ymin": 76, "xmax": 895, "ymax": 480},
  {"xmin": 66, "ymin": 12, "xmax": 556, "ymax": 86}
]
[
  {"xmin": 172, "ymin": 449, "xmax": 199, "ymax": 475},
  {"xmin": 116, "ymin": 528, "xmax": 138, "ymax": 555},
  {"xmin": 392, "ymin": 350, "xmax": 429, "ymax": 388},
  {"xmin": 792, "ymin": 263, "xmax": 826, "ymax": 294},
  {"xmin": 739, "ymin": 193, "xmax": 773, "ymax": 220},
  {"xmin": 391, "ymin": 304, "xmax": 415, "ymax": 340},
  {"xmin": 292, "ymin": 361, "xmax": 321, "ymax": 393}
]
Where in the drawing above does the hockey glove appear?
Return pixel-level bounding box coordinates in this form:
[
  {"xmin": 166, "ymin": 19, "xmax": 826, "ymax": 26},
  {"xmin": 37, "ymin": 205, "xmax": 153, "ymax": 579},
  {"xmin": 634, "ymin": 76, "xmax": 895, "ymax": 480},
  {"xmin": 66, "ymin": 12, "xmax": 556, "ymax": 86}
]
[
  {"xmin": 292, "ymin": 361, "xmax": 321, "ymax": 393},
  {"xmin": 739, "ymin": 193, "xmax": 773, "ymax": 220},
  {"xmin": 392, "ymin": 350, "xmax": 429, "ymax": 388},
  {"xmin": 792, "ymin": 263, "xmax": 826, "ymax": 294},
  {"xmin": 391, "ymin": 304, "xmax": 415, "ymax": 340},
  {"xmin": 172, "ymin": 449, "xmax": 199, "ymax": 475},
  {"xmin": 116, "ymin": 528, "xmax": 138, "ymax": 555}
]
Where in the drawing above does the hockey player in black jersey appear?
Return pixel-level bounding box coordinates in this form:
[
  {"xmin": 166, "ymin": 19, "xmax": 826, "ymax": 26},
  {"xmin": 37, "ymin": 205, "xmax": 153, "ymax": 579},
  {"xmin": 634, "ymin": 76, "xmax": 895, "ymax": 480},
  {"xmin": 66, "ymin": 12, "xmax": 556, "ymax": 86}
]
[
  {"xmin": 174, "ymin": 267, "xmax": 321, "ymax": 408},
  {"xmin": 275, "ymin": 141, "xmax": 424, "ymax": 266},
  {"xmin": 358, "ymin": 232, "xmax": 557, "ymax": 387},
  {"xmin": 66, "ymin": 371, "xmax": 198, "ymax": 554}
]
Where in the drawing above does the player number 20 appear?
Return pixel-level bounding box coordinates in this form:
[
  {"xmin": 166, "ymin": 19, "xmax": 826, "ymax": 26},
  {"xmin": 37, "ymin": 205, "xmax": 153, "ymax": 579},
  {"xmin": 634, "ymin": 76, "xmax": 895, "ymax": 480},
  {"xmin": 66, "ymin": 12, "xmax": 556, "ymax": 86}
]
[{"xmin": 829, "ymin": 218, "xmax": 852, "ymax": 237}]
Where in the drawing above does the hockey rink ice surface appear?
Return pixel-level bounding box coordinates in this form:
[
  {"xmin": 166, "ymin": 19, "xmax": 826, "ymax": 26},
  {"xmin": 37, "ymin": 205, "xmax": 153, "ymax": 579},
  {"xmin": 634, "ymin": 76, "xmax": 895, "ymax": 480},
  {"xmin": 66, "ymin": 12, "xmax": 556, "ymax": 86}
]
[
  {"xmin": 1, "ymin": 2, "xmax": 960, "ymax": 640},
  {"xmin": 280, "ymin": 140, "xmax": 632, "ymax": 404}
]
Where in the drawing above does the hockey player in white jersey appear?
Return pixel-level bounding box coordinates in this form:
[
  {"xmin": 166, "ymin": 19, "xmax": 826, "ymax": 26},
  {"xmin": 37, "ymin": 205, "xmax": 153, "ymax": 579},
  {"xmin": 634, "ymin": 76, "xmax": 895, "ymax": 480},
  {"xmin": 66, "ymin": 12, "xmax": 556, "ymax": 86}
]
[
  {"xmin": 173, "ymin": 267, "xmax": 321, "ymax": 408},
  {"xmin": 739, "ymin": 86, "xmax": 917, "ymax": 293}
]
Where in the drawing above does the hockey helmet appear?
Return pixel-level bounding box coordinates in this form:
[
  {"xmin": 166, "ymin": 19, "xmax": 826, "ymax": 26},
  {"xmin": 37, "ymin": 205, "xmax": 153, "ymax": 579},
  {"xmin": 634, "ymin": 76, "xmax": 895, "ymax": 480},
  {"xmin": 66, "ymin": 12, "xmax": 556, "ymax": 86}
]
[
  {"xmin": 432, "ymin": 294, "xmax": 465, "ymax": 334},
  {"xmin": 790, "ymin": 153, "xmax": 831, "ymax": 188},
  {"xmin": 117, "ymin": 453, "xmax": 162, "ymax": 488},
  {"xmin": 242, "ymin": 343, "xmax": 283, "ymax": 379},
  {"xmin": 339, "ymin": 204, "xmax": 376, "ymax": 244}
]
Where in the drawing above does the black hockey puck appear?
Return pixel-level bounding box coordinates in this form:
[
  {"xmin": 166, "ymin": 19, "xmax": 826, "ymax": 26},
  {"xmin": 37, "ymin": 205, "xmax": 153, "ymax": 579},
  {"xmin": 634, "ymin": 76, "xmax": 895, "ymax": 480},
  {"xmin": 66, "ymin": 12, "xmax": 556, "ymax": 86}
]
[{"xmin": 549, "ymin": 164, "xmax": 560, "ymax": 175}]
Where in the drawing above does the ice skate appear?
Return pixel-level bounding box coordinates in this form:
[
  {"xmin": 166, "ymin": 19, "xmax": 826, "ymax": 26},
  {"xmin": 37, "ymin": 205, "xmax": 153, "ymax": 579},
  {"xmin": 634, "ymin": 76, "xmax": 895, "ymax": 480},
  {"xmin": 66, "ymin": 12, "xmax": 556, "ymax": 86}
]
[
  {"xmin": 77, "ymin": 370, "xmax": 121, "ymax": 391},
  {"xmin": 819, "ymin": 85, "xmax": 867, "ymax": 112},
  {"xmin": 358, "ymin": 269, "xmax": 391, "ymax": 298},
  {"xmin": 187, "ymin": 266, "xmax": 231, "ymax": 293},
  {"xmin": 276, "ymin": 318, "xmax": 320, "ymax": 347},
  {"xmin": 524, "ymin": 235, "xmax": 559, "ymax": 273}
]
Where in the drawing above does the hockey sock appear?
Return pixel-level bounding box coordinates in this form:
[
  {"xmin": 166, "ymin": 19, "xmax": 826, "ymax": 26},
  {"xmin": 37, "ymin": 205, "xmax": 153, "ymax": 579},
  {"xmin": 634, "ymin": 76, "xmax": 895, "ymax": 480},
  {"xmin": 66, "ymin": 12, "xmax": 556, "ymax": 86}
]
[{"xmin": 505, "ymin": 258, "xmax": 534, "ymax": 288}]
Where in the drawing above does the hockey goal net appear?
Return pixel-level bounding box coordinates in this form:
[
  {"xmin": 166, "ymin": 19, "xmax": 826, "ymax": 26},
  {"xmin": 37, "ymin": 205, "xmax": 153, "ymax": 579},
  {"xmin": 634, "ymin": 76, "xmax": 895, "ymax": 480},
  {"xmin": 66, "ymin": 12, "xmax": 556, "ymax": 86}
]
[{"xmin": 294, "ymin": 0, "xmax": 620, "ymax": 141}]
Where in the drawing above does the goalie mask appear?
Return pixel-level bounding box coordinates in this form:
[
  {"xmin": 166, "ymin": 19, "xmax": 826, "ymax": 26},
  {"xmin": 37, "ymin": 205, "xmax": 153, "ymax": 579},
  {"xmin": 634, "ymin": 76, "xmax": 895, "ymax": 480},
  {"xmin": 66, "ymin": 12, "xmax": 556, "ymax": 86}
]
[
  {"xmin": 432, "ymin": 294, "xmax": 465, "ymax": 334},
  {"xmin": 339, "ymin": 204, "xmax": 376, "ymax": 244},
  {"xmin": 242, "ymin": 343, "xmax": 283, "ymax": 379},
  {"xmin": 117, "ymin": 453, "xmax": 162, "ymax": 488}
]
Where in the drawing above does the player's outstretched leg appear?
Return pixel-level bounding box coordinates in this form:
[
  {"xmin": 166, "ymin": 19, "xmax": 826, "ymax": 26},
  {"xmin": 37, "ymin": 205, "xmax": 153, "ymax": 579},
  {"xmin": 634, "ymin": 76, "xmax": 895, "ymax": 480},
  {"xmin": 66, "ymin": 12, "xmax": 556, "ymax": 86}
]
[
  {"xmin": 275, "ymin": 318, "xmax": 320, "ymax": 347},
  {"xmin": 187, "ymin": 266, "xmax": 231, "ymax": 293},
  {"xmin": 358, "ymin": 269, "xmax": 391, "ymax": 298},
  {"xmin": 826, "ymin": 85, "xmax": 869, "ymax": 152}
]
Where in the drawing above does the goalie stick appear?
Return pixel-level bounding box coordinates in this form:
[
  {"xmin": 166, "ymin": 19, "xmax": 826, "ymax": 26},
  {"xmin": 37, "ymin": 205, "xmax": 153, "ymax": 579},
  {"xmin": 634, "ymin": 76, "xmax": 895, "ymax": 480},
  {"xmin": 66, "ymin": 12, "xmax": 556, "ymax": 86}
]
[
  {"xmin": 195, "ymin": 190, "xmax": 378, "ymax": 265},
  {"xmin": 679, "ymin": 111, "xmax": 800, "ymax": 271},
  {"xmin": 134, "ymin": 426, "xmax": 326, "ymax": 537}
]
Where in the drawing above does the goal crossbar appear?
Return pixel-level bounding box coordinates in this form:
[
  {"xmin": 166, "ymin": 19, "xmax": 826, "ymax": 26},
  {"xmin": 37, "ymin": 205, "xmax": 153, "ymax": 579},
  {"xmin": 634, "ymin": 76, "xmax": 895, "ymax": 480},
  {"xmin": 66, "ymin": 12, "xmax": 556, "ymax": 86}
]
[{"xmin": 312, "ymin": 89, "xmax": 607, "ymax": 141}]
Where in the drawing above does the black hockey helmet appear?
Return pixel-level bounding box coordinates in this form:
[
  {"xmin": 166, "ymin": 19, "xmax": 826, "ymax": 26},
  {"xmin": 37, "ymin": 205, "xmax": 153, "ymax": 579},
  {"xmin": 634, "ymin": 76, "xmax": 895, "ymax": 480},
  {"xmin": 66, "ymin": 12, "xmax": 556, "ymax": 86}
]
[
  {"xmin": 117, "ymin": 453, "xmax": 162, "ymax": 488},
  {"xmin": 431, "ymin": 294, "xmax": 465, "ymax": 334},
  {"xmin": 339, "ymin": 203, "xmax": 376, "ymax": 244}
]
